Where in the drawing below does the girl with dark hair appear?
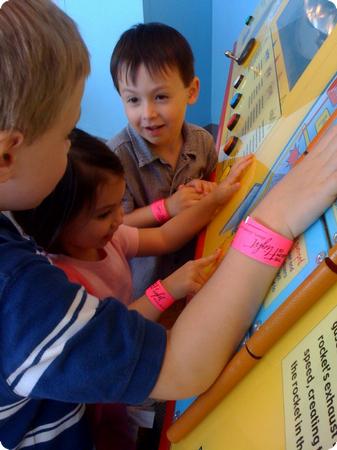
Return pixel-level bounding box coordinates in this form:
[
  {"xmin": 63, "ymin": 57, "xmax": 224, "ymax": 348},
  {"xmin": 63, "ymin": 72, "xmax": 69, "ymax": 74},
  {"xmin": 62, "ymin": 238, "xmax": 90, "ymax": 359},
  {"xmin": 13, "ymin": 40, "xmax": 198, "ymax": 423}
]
[{"xmin": 14, "ymin": 128, "xmax": 251, "ymax": 317}]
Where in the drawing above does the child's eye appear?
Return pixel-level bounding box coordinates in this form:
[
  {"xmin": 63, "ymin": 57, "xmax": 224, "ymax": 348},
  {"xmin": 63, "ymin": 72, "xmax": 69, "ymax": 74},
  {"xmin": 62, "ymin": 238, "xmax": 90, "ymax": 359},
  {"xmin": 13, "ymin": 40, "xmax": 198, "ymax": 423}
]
[
  {"xmin": 96, "ymin": 211, "xmax": 110, "ymax": 220},
  {"xmin": 156, "ymin": 94, "xmax": 168, "ymax": 101},
  {"xmin": 127, "ymin": 96, "xmax": 139, "ymax": 104}
]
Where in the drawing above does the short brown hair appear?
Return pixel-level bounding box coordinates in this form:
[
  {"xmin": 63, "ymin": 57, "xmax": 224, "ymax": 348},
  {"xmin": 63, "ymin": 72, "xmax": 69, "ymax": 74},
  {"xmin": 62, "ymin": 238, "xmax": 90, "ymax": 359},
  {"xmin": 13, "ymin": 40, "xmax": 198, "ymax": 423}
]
[
  {"xmin": 0, "ymin": 0, "xmax": 90, "ymax": 143},
  {"xmin": 110, "ymin": 22, "xmax": 195, "ymax": 92}
]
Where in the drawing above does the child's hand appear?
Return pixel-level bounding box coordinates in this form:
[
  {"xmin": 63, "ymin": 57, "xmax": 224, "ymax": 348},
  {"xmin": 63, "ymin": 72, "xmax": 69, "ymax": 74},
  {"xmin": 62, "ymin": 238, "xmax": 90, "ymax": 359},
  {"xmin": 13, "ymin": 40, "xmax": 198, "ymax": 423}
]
[
  {"xmin": 184, "ymin": 179, "xmax": 217, "ymax": 196},
  {"xmin": 162, "ymin": 252, "xmax": 219, "ymax": 300},
  {"xmin": 212, "ymin": 154, "xmax": 254, "ymax": 205},
  {"xmin": 165, "ymin": 186, "xmax": 203, "ymax": 216},
  {"xmin": 253, "ymin": 123, "xmax": 337, "ymax": 240}
]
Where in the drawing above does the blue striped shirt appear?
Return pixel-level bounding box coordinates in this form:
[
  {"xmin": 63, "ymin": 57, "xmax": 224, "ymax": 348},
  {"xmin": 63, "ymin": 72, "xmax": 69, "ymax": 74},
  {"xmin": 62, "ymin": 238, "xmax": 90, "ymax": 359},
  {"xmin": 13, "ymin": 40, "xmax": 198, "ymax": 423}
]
[{"xmin": 0, "ymin": 214, "xmax": 166, "ymax": 449}]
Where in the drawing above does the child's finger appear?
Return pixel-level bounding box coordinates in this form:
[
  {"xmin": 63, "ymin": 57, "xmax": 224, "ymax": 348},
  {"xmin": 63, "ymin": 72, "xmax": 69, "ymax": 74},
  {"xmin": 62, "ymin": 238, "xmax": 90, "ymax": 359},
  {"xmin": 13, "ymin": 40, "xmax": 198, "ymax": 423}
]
[
  {"xmin": 182, "ymin": 193, "xmax": 204, "ymax": 205},
  {"xmin": 184, "ymin": 191, "xmax": 202, "ymax": 200},
  {"xmin": 201, "ymin": 249, "xmax": 223, "ymax": 278},
  {"xmin": 191, "ymin": 179, "xmax": 204, "ymax": 193},
  {"xmin": 226, "ymin": 154, "xmax": 254, "ymax": 182},
  {"xmin": 194, "ymin": 270, "xmax": 208, "ymax": 285},
  {"xmin": 224, "ymin": 183, "xmax": 241, "ymax": 195},
  {"xmin": 184, "ymin": 179, "xmax": 204, "ymax": 193},
  {"xmin": 217, "ymin": 182, "xmax": 241, "ymax": 201},
  {"xmin": 187, "ymin": 280, "xmax": 204, "ymax": 296},
  {"xmin": 229, "ymin": 154, "xmax": 254, "ymax": 175},
  {"xmin": 203, "ymin": 181, "xmax": 217, "ymax": 195},
  {"xmin": 194, "ymin": 252, "xmax": 219, "ymax": 267},
  {"xmin": 232, "ymin": 153, "xmax": 254, "ymax": 168},
  {"xmin": 177, "ymin": 185, "xmax": 196, "ymax": 193}
]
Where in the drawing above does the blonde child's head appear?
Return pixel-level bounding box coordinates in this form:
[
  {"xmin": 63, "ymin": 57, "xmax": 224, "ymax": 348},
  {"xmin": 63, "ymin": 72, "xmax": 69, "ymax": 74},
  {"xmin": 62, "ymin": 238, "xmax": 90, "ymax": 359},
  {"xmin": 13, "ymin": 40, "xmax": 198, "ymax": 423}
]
[
  {"xmin": 0, "ymin": 0, "xmax": 90, "ymax": 211},
  {"xmin": 0, "ymin": 0, "xmax": 90, "ymax": 143}
]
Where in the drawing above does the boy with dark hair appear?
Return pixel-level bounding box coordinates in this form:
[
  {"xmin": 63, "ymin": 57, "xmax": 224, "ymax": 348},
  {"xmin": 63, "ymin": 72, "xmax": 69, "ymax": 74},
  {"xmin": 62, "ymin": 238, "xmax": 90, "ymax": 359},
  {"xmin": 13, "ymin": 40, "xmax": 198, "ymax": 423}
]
[{"xmin": 108, "ymin": 22, "xmax": 218, "ymax": 297}]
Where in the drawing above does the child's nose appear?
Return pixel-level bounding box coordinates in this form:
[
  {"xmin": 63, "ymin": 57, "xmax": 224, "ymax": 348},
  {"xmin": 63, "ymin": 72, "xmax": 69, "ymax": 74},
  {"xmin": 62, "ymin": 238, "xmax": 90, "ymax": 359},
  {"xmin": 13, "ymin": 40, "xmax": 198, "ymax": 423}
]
[
  {"xmin": 142, "ymin": 101, "xmax": 157, "ymax": 120},
  {"xmin": 115, "ymin": 207, "xmax": 124, "ymax": 226}
]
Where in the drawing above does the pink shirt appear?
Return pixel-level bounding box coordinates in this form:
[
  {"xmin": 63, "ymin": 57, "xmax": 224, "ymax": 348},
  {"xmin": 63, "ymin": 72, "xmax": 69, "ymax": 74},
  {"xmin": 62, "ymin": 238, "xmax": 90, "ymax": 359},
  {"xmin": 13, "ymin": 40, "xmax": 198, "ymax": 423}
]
[{"xmin": 50, "ymin": 225, "xmax": 139, "ymax": 305}]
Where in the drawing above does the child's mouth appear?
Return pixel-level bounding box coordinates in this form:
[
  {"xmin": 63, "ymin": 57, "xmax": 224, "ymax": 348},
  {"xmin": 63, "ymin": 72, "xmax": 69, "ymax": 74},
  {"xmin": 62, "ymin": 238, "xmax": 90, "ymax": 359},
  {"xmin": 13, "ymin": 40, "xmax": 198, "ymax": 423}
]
[
  {"xmin": 145, "ymin": 125, "xmax": 164, "ymax": 135},
  {"xmin": 145, "ymin": 124, "xmax": 164, "ymax": 130}
]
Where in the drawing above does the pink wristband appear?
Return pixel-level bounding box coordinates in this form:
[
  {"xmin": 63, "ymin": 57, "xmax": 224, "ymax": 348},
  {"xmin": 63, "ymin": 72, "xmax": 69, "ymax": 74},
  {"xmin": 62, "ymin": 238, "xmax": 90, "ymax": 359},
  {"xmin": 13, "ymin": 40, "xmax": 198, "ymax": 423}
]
[
  {"xmin": 151, "ymin": 199, "xmax": 170, "ymax": 223},
  {"xmin": 145, "ymin": 280, "xmax": 175, "ymax": 312},
  {"xmin": 231, "ymin": 216, "xmax": 293, "ymax": 267}
]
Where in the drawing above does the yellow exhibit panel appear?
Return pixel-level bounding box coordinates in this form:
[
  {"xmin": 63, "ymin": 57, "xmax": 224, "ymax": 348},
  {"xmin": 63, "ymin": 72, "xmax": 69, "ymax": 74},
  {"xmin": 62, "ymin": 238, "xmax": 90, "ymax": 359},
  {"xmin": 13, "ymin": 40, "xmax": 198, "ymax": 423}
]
[
  {"xmin": 208, "ymin": 0, "xmax": 337, "ymax": 253},
  {"xmin": 171, "ymin": 283, "xmax": 337, "ymax": 450},
  {"xmin": 160, "ymin": 0, "xmax": 337, "ymax": 449}
]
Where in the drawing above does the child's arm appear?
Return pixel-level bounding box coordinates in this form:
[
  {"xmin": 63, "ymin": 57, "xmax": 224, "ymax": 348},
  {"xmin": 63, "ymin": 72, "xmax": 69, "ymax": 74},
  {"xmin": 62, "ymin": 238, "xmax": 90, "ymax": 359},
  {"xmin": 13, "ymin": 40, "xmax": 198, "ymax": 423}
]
[
  {"xmin": 183, "ymin": 179, "xmax": 217, "ymax": 196},
  {"xmin": 136, "ymin": 155, "xmax": 253, "ymax": 256},
  {"xmin": 123, "ymin": 204, "xmax": 162, "ymax": 227},
  {"xmin": 128, "ymin": 252, "xmax": 218, "ymax": 321},
  {"xmin": 149, "ymin": 124, "xmax": 337, "ymax": 399},
  {"xmin": 123, "ymin": 185, "xmax": 207, "ymax": 228},
  {"xmin": 164, "ymin": 183, "xmax": 213, "ymax": 215}
]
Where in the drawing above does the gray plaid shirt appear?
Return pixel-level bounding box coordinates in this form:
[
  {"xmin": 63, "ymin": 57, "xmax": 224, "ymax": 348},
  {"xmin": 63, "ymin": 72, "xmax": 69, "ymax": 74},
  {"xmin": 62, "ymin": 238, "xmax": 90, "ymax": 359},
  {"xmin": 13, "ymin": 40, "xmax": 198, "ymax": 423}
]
[{"xmin": 107, "ymin": 122, "xmax": 217, "ymax": 298}]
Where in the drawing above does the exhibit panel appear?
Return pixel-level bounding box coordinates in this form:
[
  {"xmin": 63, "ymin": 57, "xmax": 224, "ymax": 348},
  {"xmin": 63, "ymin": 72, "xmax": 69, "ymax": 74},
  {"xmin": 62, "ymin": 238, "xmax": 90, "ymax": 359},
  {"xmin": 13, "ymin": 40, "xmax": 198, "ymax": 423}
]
[
  {"xmin": 160, "ymin": 0, "xmax": 337, "ymax": 448},
  {"xmin": 170, "ymin": 283, "xmax": 337, "ymax": 450}
]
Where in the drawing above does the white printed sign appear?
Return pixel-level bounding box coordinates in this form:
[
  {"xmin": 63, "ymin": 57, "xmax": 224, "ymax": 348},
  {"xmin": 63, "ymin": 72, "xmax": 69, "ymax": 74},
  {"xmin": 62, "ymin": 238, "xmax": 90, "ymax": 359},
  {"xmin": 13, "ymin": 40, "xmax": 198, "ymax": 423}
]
[{"xmin": 283, "ymin": 305, "xmax": 337, "ymax": 450}]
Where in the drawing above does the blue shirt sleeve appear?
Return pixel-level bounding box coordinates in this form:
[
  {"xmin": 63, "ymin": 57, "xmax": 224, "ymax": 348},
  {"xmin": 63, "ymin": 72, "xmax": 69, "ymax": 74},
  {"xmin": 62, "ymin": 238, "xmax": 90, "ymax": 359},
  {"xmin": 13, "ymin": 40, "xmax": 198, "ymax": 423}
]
[{"xmin": 1, "ymin": 232, "xmax": 166, "ymax": 406}]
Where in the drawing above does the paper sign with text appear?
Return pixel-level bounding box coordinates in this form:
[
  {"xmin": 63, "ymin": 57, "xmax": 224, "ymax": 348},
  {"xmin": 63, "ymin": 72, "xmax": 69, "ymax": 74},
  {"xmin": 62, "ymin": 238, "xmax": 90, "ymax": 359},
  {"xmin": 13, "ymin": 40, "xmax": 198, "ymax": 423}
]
[{"xmin": 283, "ymin": 305, "xmax": 337, "ymax": 450}]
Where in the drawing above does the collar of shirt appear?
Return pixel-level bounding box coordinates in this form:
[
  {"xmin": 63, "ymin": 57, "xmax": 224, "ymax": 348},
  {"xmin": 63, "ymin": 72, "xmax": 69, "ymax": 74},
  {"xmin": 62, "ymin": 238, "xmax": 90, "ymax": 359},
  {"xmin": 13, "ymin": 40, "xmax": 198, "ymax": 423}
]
[{"xmin": 126, "ymin": 123, "xmax": 197, "ymax": 168}]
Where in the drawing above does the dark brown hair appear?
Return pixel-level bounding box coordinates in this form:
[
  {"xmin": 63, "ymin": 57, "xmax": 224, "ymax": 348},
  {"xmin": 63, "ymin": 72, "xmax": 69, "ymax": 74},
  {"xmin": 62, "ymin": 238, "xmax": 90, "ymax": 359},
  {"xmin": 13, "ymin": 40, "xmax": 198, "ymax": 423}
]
[{"xmin": 110, "ymin": 22, "xmax": 195, "ymax": 92}]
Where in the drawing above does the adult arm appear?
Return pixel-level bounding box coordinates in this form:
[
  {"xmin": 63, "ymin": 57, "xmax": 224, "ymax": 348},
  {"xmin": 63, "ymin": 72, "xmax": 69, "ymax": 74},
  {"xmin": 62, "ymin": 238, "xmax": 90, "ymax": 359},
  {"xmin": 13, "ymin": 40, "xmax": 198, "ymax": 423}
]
[{"xmin": 149, "ymin": 123, "xmax": 337, "ymax": 399}]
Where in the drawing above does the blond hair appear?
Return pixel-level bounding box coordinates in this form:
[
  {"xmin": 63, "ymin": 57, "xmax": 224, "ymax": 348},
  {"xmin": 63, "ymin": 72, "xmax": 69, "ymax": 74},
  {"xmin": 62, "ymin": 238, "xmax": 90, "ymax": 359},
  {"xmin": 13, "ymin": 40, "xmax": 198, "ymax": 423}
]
[{"xmin": 0, "ymin": 0, "xmax": 90, "ymax": 142}]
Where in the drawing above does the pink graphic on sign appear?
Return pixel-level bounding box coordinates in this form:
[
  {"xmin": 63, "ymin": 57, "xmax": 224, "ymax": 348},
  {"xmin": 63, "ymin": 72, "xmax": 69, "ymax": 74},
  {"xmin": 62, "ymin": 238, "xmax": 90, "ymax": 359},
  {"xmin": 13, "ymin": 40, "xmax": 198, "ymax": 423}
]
[{"xmin": 327, "ymin": 78, "xmax": 337, "ymax": 105}]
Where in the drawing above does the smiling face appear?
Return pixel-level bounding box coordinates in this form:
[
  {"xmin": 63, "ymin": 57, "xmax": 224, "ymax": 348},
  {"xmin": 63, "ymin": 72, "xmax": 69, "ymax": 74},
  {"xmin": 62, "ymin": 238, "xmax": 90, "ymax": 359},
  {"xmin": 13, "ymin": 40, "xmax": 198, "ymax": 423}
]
[
  {"xmin": 118, "ymin": 64, "xmax": 199, "ymax": 155},
  {"xmin": 58, "ymin": 173, "xmax": 126, "ymax": 261}
]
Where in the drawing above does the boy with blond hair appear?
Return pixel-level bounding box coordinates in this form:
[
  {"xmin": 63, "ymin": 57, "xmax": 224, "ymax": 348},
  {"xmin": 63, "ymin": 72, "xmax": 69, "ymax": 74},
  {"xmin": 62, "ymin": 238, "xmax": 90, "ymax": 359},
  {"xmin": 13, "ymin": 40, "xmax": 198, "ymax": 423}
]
[{"xmin": 1, "ymin": 1, "xmax": 337, "ymax": 449}]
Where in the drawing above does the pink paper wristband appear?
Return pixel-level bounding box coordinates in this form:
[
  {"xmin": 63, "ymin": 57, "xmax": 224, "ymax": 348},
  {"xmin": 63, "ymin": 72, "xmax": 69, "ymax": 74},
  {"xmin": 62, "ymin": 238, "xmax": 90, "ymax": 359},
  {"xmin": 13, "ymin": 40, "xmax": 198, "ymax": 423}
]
[
  {"xmin": 150, "ymin": 199, "xmax": 171, "ymax": 223},
  {"xmin": 231, "ymin": 216, "xmax": 293, "ymax": 267},
  {"xmin": 145, "ymin": 280, "xmax": 175, "ymax": 312}
]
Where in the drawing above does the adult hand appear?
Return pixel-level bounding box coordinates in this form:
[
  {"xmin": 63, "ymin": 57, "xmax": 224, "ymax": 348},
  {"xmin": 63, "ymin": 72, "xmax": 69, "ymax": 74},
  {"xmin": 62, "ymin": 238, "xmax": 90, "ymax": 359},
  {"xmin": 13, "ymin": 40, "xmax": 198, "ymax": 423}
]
[{"xmin": 254, "ymin": 123, "xmax": 337, "ymax": 239}]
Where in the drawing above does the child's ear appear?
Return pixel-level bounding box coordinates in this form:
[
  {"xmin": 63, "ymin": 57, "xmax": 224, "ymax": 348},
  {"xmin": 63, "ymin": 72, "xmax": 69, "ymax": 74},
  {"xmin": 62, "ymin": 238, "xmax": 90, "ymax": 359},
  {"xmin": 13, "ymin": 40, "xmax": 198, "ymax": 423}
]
[
  {"xmin": 187, "ymin": 77, "xmax": 200, "ymax": 105},
  {"xmin": 0, "ymin": 130, "xmax": 24, "ymax": 183}
]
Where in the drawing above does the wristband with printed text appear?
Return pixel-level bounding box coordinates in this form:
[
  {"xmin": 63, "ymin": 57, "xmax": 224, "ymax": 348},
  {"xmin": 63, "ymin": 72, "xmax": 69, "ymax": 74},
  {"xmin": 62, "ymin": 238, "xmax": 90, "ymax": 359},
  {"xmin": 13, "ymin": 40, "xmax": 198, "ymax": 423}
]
[
  {"xmin": 145, "ymin": 280, "xmax": 175, "ymax": 311},
  {"xmin": 231, "ymin": 216, "xmax": 293, "ymax": 267}
]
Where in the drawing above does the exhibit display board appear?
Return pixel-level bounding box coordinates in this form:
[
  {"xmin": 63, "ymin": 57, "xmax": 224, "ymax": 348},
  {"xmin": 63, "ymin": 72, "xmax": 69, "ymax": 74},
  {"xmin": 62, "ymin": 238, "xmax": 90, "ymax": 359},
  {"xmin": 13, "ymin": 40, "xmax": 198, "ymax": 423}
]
[
  {"xmin": 170, "ymin": 284, "xmax": 337, "ymax": 450},
  {"xmin": 160, "ymin": 1, "xmax": 337, "ymax": 448}
]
